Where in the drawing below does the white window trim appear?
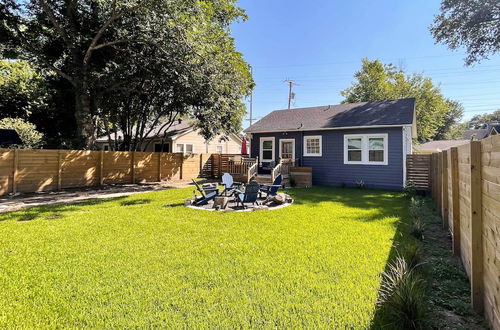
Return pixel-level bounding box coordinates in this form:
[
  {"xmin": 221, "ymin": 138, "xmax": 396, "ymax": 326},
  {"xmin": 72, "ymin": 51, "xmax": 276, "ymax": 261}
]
[
  {"xmin": 303, "ymin": 135, "xmax": 322, "ymax": 157},
  {"xmin": 176, "ymin": 143, "xmax": 194, "ymax": 154},
  {"xmin": 344, "ymin": 134, "xmax": 388, "ymax": 165},
  {"xmin": 259, "ymin": 137, "xmax": 275, "ymax": 163},
  {"xmin": 154, "ymin": 142, "xmax": 170, "ymax": 153},
  {"xmin": 279, "ymin": 138, "xmax": 295, "ymax": 160}
]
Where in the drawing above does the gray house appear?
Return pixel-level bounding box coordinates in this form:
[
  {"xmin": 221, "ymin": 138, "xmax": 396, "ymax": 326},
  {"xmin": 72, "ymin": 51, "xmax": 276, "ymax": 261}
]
[{"xmin": 244, "ymin": 98, "xmax": 417, "ymax": 190}]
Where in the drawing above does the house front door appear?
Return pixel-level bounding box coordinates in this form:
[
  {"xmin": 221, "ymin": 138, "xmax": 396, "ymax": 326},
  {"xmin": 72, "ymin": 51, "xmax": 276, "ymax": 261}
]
[{"xmin": 280, "ymin": 139, "xmax": 295, "ymax": 160}]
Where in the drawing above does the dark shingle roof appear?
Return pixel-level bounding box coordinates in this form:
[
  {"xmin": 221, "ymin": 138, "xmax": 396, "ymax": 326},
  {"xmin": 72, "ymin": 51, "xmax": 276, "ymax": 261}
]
[
  {"xmin": 462, "ymin": 123, "xmax": 500, "ymax": 140},
  {"xmin": 244, "ymin": 98, "xmax": 416, "ymax": 133},
  {"xmin": 0, "ymin": 129, "xmax": 22, "ymax": 146}
]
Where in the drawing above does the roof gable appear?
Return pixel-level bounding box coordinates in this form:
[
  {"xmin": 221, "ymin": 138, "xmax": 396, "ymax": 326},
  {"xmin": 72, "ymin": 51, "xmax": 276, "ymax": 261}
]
[
  {"xmin": 0, "ymin": 129, "xmax": 23, "ymax": 146},
  {"xmin": 244, "ymin": 98, "xmax": 416, "ymax": 133}
]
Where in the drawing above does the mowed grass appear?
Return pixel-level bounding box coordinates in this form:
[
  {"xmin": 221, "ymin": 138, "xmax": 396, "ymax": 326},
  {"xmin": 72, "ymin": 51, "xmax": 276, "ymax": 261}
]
[{"xmin": 0, "ymin": 186, "xmax": 410, "ymax": 328}]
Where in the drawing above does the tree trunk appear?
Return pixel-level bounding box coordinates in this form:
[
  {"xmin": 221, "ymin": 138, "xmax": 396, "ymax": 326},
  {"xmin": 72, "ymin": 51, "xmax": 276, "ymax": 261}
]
[{"xmin": 74, "ymin": 85, "xmax": 96, "ymax": 149}]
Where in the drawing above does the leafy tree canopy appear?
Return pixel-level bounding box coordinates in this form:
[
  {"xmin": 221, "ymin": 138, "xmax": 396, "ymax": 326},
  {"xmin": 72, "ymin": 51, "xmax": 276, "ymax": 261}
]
[
  {"xmin": 2, "ymin": 0, "xmax": 253, "ymax": 149},
  {"xmin": 431, "ymin": 0, "xmax": 500, "ymax": 65},
  {"xmin": 467, "ymin": 109, "xmax": 500, "ymax": 128},
  {"xmin": 0, "ymin": 117, "xmax": 43, "ymax": 148},
  {"xmin": 341, "ymin": 59, "xmax": 463, "ymax": 142},
  {"xmin": 0, "ymin": 59, "xmax": 48, "ymax": 119}
]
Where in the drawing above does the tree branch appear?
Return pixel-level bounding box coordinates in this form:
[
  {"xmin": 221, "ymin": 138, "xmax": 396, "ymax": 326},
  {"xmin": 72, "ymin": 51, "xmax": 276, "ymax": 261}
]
[
  {"xmin": 83, "ymin": 0, "xmax": 144, "ymax": 65},
  {"xmin": 39, "ymin": 0, "xmax": 71, "ymax": 46}
]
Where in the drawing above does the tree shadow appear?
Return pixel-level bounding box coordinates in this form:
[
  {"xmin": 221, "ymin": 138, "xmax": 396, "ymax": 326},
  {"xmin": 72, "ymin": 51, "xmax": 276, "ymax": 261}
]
[
  {"xmin": 0, "ymin": 196, "xmax": 128, "ymax": 223},
  {"xmin": 289, "ymin": 186, "xmax": 406, "ymax": 223},
  {"xmin": 120, "ymin": 198, "xmax": 151, "ymax": 206}
]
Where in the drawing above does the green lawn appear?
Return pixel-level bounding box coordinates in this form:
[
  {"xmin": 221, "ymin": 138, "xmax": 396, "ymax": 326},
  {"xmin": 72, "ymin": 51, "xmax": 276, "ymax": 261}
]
[{"xmin": 0, "ymin": 186, "xmax": 410, "ymax": 328}]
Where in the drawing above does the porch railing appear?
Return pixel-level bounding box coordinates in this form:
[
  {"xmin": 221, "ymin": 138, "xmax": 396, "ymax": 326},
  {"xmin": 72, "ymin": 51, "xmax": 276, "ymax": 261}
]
[
  {"xmin": 226, "ymin": 156, "xmax": 258, "ymax": 181},
  {"xmin": 272, "ymin": 158, "xmax": 299, "ymax": 181}
]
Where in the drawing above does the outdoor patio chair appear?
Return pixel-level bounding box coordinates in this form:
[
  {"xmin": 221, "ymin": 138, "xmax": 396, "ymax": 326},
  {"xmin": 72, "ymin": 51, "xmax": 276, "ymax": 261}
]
[
  {"xmin": 220, "ymin": 173, "xmax": 243, "ymax": 196},
  {"xmin": 233, "ymin": 181, "xmax": 260, "ymax": 209},
  {"xmin": 259, "ymin": 174, "xmax": 283, "ymax": 198},
  {"xmin": 192, "ymin": 179, "xmax": 219, "ymax": 206}
]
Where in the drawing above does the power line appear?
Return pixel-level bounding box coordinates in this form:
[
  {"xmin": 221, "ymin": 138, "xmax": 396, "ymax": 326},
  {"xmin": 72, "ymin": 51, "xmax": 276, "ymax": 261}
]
[{"xmin": 284, "ymin": 79, "xmax": 298, "ymax": 110}]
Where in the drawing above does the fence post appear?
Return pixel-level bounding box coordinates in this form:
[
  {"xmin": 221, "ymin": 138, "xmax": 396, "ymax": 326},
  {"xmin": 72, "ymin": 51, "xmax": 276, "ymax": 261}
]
[
  {"xmin": 99, "ymin": 150, "xmax": 104, "ymax": 186},
  {"xmin": 158, "ymin": 152, "xmax": 162, "ymax": 182},
  {"xmin": 57, "ymin": 150, "xmax": 62, "ymax": 191},
  {"xmin": 442, "ymin": 150, "xmax": 449, "ymax": 230},
  {"xmin": 218, "ymin": 154, "xmax": 222, "ymax": 177},
  {"xmin": 179, "ymin": 153, "xmax": 184, "ymax": 180},
  {"xmin": 12, "ymin": 149, "xmax": 18, "ymax": 194},
  {"xmin": 131, "ymin": 152, "xmax": 136, "ymax": 184},
  {"xmin": 470, "ymin": 140, "xmax": 484, "ymax": 312},
  {"xmin": 199, "ymin": 154, "xmax": 203, "ymax": 177},
  {"xmin": 450, "ymin": 147, "xmax": 461, "ymax": 256},
  {"xmin": 437, "ymin": 152, "xmax": 443, "ymax": 215}
]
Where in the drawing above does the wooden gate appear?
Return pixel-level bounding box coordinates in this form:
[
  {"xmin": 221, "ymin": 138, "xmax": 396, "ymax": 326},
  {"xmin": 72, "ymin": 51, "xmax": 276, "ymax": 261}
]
[{"xmin": 406, "ymin": 154, "xmax": 431, "ymax": 189}]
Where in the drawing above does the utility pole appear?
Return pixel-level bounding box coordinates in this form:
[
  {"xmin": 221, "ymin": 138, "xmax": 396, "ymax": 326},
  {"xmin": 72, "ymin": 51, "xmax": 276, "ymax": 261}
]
[
  {"xmin": 249, "ymin": 68, "xmax": 254, "ymax": 126},
  {"xmin": 284, "ymin": 79, "xmax": 297, "ymax": 110}
]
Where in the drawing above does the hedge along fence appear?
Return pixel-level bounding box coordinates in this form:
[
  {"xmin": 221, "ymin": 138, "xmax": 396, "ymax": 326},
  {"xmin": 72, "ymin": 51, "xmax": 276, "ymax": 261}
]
[
  {"xmin": 429, "ymin": 134, "xmax": 500, "ymax": 329},
  {"xmin": 0, "ymin": 149, "xmax": 235, "ymax": 196}
]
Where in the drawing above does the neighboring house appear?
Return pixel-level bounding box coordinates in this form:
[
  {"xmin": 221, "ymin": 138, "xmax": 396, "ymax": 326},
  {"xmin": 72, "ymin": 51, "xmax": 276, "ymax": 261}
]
[
  {"xmin": 244, "ymin": 98, "xmax": 417, "ymax": 190},
  {"xmin": 96, "ymin": 120, "xmax": 242, "ymax": 154},
  {"xmin": 0, "ymin": 129, "xmax": 22, "ymax": 147},
  {"xmin": 414, "ymin": 140, "xmax": 468, "ymax": 154},
  {"xmin": 462, "ymin": 123, "xmax": 500, "ymax": 140}
]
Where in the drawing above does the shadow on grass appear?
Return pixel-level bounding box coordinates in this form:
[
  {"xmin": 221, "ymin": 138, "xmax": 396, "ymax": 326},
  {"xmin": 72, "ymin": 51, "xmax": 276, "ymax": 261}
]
[
  {"xmin": 290, "ymin": 186, "xmax": 406, "ymax": 222},
  {"xmin": 0, "ymin": 196, "xmax": 129, "ymax": 223},
  {"xmin": 120, "ymin": 199, "xmax": 152, "ymax": 206}
]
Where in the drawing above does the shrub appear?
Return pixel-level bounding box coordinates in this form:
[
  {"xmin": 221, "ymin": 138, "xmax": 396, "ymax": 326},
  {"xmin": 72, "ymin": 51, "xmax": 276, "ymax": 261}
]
[
  {"xmin": 356, "ymin": 180, "xmax": 365, "ymax": 189},
  {"xmin": 403, "ymin": 180, "xmax": 417, "ymax": 198},
  {"xmin": 409, "ymin": 217, "xmax": 425, "ymax": 241},
  {"xmin": 378, "ymin": 256, "xmax": 427, "ymax": 329}
]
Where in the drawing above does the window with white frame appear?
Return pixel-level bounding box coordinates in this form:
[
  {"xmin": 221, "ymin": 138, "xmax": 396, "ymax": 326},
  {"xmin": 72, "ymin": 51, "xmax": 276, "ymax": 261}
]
[
  {"xmin": 303, "ymin": 136, "xmax": 322, "ymax": 156},
  {"xmin": 344, "ymin": 134, "xmax": 388, "ymax": 165},
  {"xmin": 176, "ymin": 143, "xmax": 194, "ymax": 154},
  {"xmin": 260, "ymin": 137, "xmax": 275, "ymax": 161},
  {"xmin": 216, "ymin": 145, "xmax": 223, "ymax": 153}
]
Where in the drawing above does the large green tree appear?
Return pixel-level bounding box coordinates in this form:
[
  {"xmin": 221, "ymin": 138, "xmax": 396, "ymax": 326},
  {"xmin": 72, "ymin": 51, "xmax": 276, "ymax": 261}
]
[
  {"xmin": 341, "ymin": 59, "xmax": 463, "ymax": 142},
  {"xmin": 0, "ymin": 117, "xmax": 43, "ymax": 148},
  {"xmin": 431, "ymin": 0, "xmax": 500, "ymax": 65},
  {"xmin": 2, "ymin": 0, "xmax": 253, "ymax": 149},
  {"xmin": 0, "ymin": 59, "xmax": 48, "ymax": 119},
  {"xmin": 467, "ymin": 109, "xmax": 500, "ymax": 128}
]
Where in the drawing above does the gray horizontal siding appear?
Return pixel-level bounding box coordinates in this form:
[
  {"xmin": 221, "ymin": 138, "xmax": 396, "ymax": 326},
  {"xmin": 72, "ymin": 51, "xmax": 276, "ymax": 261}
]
[{"xmin": 250, "ymin": 127, "xmax": 404, "ymax": 190}]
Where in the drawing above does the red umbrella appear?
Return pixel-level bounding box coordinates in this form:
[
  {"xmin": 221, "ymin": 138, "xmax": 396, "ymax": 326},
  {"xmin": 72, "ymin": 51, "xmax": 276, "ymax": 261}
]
[{"xmin": 241, "ymin": 137, "xmax": 248, "ymax": 155}]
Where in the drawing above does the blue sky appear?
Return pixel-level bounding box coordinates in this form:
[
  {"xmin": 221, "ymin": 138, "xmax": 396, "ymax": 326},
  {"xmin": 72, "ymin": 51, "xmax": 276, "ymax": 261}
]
[{"xmin": 231, "ymin": 0, "xmax": 500, "ymax": 128}]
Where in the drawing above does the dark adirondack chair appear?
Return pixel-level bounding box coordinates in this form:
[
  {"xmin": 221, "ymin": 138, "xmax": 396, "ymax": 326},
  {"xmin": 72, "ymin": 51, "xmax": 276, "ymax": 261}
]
[
  {"xmin": 259, "ymin": 174, "xmax": 282, "ymax": 198},
  {"xmin": 220, "ymin": 173, "xmax": 243, "ymax": 196},
  {"xmin": 234, "ymin": 181, "xmax": 260, "ymax": 208},
  {"xmin": 192, "ymin": 180, "xmax": 219, "ymax": 206}
]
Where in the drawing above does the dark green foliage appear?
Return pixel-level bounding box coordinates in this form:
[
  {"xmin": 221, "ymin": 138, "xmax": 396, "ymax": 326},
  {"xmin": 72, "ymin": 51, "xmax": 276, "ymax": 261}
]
[
  {"xmin": 341, "ymin": 59, "xmax": 463, "ymax": 142},
  {"xmin": 409, "ymin": 217, "xmax": 425, "ymax": 241},
  {"xmin": 377, "ymin": 256, "xmax": 427, "ymax": 329},
  {"xmin": 431, "ymin": 0, "xmax": 500, "ymax": 65},
  {"xmin": 2, "ymin": 0, "xmax": 254, "ymax": 149},
  {"xmin": 403, "ymin": 180, "xmax": 417, "ymax": 199}
]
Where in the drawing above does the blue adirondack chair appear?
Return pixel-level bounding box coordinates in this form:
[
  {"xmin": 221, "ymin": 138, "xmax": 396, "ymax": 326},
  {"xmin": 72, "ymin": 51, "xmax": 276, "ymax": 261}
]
[
  {"xmin": 220, "ymin": 173, "xmax": 243, "ymax": 196},
  {"xmin": 192, "ymin": 180, "xmax": 218, "ymax": 206},
  {"xmin": 234, "ymin": 181, "xmax": 260, "ymax": 208},
  {"xmin": 259, "ymin": 174, "xmax": 282, "ymax": 198}
]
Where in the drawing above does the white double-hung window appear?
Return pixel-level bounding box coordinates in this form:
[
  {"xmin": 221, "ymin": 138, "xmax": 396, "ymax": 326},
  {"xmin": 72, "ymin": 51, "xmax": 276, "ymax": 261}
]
[
  {"xmin": 344, "ymin": 134, "xmax": 388, "ymax": 165},
  {"xmin": 303, "ymin": 135, "xmax": 322, "ymax": 157}
]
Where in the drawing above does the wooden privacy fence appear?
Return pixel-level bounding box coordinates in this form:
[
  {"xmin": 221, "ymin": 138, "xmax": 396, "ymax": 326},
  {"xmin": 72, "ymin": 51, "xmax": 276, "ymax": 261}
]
[
  {"xmin": 429, "ymin": 135, "xmax": 500, "ymax": 329},
  {"xmin": 406, "ymin": 154, "xmax": 431, "ymax": 189},
  {"xmin": 0, "ymin": 149, "xmax": 244, "ymax": 196}
]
